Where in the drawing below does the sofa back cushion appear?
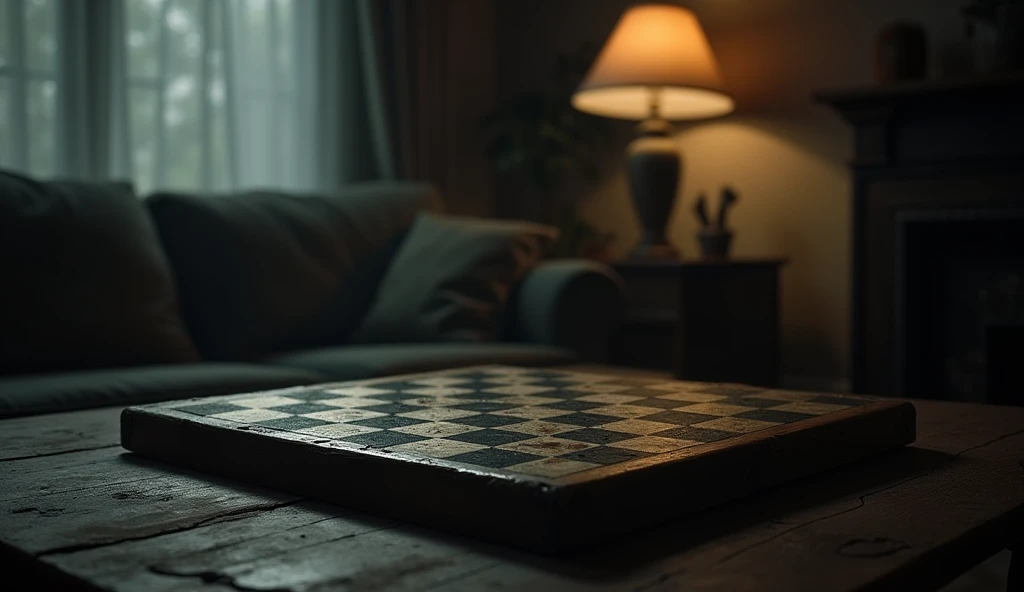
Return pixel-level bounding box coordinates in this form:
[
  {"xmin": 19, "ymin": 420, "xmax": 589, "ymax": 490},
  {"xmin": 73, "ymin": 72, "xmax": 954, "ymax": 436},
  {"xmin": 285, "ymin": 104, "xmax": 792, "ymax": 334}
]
[
  {"xmin": 147, "ymin": 182, "xmax": 438, "ymax": 361},
  {"xmin": 0, "ymin": 170, "xmax": 200, "ymax": 374}
]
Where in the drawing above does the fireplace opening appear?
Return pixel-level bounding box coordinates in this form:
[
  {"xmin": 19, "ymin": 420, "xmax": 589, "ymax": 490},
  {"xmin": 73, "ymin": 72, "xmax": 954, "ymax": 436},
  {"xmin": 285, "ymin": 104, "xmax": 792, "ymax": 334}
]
[
  {"xmin": 900, "ymin": 211, "xmax": 1024, "ymax": 403},
  {"xmin": 987, "ymin": 324, "xmax": 1024, "ymax": 406}
]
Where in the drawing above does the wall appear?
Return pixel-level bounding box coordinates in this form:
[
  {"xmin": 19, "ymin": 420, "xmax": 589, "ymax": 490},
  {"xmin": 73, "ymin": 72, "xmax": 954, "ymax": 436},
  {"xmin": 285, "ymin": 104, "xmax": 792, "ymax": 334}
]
[{"xmin": 495, "ymin": 0, "xmax": 970, "ymax": 387}]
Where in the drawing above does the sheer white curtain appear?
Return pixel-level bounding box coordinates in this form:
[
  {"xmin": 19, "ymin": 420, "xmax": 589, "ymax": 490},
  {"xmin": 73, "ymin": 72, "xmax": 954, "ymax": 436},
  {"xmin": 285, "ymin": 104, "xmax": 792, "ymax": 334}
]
[{"xmin": 0, "ymin": 0, "xmax": 393, "ymax": 194}]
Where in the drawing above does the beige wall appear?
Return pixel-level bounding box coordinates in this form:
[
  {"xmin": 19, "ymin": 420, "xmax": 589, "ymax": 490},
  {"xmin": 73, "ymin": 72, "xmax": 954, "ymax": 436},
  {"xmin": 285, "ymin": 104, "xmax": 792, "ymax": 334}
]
[{"xmin": 495, "ymin": 0, "xmax": 970, "ymax": 384}]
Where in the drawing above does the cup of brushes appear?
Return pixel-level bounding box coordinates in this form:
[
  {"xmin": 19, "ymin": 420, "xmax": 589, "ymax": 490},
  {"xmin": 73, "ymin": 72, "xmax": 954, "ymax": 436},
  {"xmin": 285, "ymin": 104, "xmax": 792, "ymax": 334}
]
[{"xmin": 693, "ymin": 187, "xmax": 738, "ymax": 258}]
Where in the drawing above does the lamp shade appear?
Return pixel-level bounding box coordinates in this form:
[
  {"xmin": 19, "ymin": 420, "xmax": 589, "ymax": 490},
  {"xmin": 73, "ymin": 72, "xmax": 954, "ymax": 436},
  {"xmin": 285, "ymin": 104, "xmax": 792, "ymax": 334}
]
[{"xmin": 572, "ymin": 4, "xmax": 734, "ymax": 121}]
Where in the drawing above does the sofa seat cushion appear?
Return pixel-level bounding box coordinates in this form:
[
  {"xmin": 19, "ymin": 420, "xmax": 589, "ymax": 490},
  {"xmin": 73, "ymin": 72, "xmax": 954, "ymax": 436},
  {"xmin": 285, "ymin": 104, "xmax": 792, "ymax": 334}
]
[
  {"xmin": 147, "ymin": 182, "xmax": 439, "ymax": 361},
  {"xmin": 0, "ymin": 170, "xmax": 200, "ymax": 375},
  {"xmin": 0, "ymin": 364, "xmax": 325, "ymax": 418},
  {"xmin": 267, "ymin": 343, "xmax": 578, "ymax": 381}
]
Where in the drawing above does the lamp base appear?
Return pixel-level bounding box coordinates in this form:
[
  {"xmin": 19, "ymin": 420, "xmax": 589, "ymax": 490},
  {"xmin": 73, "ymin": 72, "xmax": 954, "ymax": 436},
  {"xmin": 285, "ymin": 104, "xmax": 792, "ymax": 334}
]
[{"xmin": 626, "ymin": 118, "xmax": 680, "ymax": 259}]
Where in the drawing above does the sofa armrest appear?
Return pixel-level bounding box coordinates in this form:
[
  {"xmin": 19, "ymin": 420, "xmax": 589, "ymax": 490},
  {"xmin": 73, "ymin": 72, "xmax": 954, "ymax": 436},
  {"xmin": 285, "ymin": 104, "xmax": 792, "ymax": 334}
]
[{"xmin": 502, "ymin": 259, "xmax": 625, "ymax": 361}]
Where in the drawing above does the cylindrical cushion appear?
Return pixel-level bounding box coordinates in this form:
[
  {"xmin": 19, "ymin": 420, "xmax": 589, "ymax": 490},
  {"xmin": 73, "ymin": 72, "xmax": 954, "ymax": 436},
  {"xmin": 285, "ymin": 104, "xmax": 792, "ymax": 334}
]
[{"xmin": 502, "ymin": 260, "xmax": 625, "ymax": 361}]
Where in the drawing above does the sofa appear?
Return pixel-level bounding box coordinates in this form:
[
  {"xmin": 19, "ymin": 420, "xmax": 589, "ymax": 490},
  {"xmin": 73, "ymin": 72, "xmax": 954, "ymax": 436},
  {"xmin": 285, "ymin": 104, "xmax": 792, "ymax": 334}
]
[{"xmin": 0, "ymin": 171, "xmax": 624, "ymax": 418}]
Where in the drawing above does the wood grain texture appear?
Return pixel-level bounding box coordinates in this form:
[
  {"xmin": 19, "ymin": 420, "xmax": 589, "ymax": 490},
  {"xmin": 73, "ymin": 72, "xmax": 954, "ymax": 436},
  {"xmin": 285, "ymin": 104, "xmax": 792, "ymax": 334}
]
[{"xmin": 1, "ymin": 368, "xmax": 1022, "ymax": 592}]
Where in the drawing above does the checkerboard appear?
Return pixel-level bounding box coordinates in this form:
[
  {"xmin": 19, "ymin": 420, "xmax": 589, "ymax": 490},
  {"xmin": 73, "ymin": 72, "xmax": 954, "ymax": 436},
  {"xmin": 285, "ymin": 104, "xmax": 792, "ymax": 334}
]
[{"xmin": 122, "ymin": 365, "xmax": 916, "ymax": 552}]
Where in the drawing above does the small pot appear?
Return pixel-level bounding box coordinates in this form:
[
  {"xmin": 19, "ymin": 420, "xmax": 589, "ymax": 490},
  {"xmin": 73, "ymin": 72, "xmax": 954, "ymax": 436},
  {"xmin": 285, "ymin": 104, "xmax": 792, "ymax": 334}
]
[{"xmin": 697, "ymin": 228, "xmax": 732, "ymax": 259}]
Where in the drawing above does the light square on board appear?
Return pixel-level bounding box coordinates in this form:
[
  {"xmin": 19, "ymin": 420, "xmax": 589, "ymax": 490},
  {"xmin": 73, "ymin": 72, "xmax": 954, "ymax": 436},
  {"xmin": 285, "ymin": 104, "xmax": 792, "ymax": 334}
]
[
  {"xmin": 599, "ymin": 418, "xmax": 680, "ymax": 435},
  {"xmin": 500, "ymin": 420, "xmax": 579, "ymax": 437},
  {"xmin": 402, "ymin": 387, "xmax": 476, "ymax": 397},
  {"xmin": 497, "ymin": 436, "xmax": 596, "ymax": 457},
  {"xmin": 506, "ymin": 457, "xmax": 600, "ymax": 478},
  {"xmin": 324, "ymin": 386, "xmax": 397, "ymax": 398},
  {"xmin": 492, "ymin": 405, "xmax": 572, "ymax": 420},
  {"xmin": 590, "ymin": 404, "xmax": 661, "ymax": 419},
  {"xmin": 303, "ymin": 408, "xmax": 388, "ymax": 423},
  {"xmin": 398, "ymin": 406, "xmax": 482, "ymax": 422},
  {"xmin": 229, "ymin": 395, "xmax": 308, "ymax": 409},
  {"xmin": 392, "ymin": 421, "xmax": 483, "ymax": 439},
  {"xmin": 408, "ymin": 376, "xmax": 473, "ymax": 387},
  {"xmin": 387, "ymin": 438, "xmax": 488, "ymax": 459},
  {"xmin": 575, "ymin": 393, "xmax": 647, "ymax": 405},
  {"xmin": 295, "ymin": 422, "xmax": 382, "ymax": 439},
  {"xmin": 209, "ymin": 409, "xmax": 292, "ymax": 423},
  {"xmin": 317, "ymin": 396, "xmax": 392, "ymax": 409}
]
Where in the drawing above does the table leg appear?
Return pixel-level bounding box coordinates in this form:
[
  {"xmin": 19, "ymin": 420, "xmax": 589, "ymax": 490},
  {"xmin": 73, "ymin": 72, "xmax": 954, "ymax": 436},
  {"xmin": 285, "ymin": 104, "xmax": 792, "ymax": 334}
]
[{"xmin": 1010, "ymin": 545, "xmax": 1021, "ymax": 592}]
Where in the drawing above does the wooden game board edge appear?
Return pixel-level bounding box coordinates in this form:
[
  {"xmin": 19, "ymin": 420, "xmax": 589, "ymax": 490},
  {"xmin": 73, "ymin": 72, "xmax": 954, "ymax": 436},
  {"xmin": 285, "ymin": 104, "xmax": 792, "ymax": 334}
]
[
  {"xmin": 120, "ymin": 406, "xmax": 567, "ymax": 551},
  {"xmin": 552, "ymin": 400, "xmax": 915, "ymax": 487},
  {"xmin": 544, "ymin": 400, "xmax": 918, "ymax": 550}
]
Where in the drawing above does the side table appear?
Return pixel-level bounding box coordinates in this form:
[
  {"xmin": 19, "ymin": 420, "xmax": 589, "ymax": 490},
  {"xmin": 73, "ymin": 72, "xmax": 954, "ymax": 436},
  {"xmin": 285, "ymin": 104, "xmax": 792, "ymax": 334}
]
[{"xmin": 609, "ymin": 257, "xmax": 786, "ymax": 387}]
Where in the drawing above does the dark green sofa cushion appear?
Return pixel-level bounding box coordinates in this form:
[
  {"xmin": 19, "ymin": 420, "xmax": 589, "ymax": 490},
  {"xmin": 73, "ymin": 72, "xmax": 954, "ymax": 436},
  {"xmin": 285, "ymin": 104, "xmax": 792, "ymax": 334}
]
[
  {"xmin": 349, "ymin": 214, "xmax": 558, "ymax": 344},
  {"xmin": 0, "ymin": 170, "xmax": 200, "ymax": 375},
  {"xmin": 267, "ymin": 343, "xmax": 577, "ymax": 380},
  {"xmin": 147, "ymin": 182, "xmax": 438, "ymax": 361},
  {"xmin": 0, "ymin": 363, "xmax": 324, "ymax": 418}
]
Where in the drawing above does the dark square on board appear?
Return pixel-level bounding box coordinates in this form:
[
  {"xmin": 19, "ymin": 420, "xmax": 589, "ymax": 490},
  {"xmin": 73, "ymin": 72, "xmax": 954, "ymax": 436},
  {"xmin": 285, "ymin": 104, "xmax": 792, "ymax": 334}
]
[
  {"xmin": 175, "ymin": 402, "xmax": 248, "ymax": 416},
  {"xmin": 543, "ymin": 400, "xmax": 605, "ymax": 412},
  {"xmin": 561, "ymin": 447, "xmax": 650, "ymax": 466},
  {"xmin": 452, "ymin": 401, "xmax": 518, "ymax": 413},
  {"xmin": 293, "ymin": 391, "xmax": 349, "ymax": 401},
  {"xmin": 448, "ymin": 429, "xmax": 534, "ymax": 447},
  {"xmin": 341, "ymin": 430, "xmax": 427, "ymax": 449},
  {"xmin": 655, "ymin": 425, "xmax": 737, "ymax": 443},
  {"xmin": 545, "ymin": 412, "xmax": 619, "ymax": 428},
  {"xmin": 350, "ymin": 415, "xmax": 428, "ymax": 430},
  {"xmin": 268, "ymin": 402, "xmax": 338, "ymax": 415},
  {"xmin": 730, "ymin": 397, "xmax": 789, "ymax": 409},
  {"xmin": 736, "ymin": 409, "xmax": 816, "ymax": 424},
  {"xmin": 255, "ymin": 416, "xmax": 332, "ymax": 431},
  {"xmin": 697, "ymin": 385, "xmax": 766, "ymax": 396},
  {"xmin": 446, "ymin": 448, "xmax": 543, "ymax": 469},
  {"xmin": 630, "ymin": 397, "xmax": 684, "ymax": 409},
  {"xmin": 557, "ymin": 428, "xmax": 636, "ymax": 445},
  {"xmin": 362, "ymin": 402, "xmax": 427, "ymax": 415},
  {"xmin": 448, "ymin": 414, "xmax": 527, "ymax": 428}
]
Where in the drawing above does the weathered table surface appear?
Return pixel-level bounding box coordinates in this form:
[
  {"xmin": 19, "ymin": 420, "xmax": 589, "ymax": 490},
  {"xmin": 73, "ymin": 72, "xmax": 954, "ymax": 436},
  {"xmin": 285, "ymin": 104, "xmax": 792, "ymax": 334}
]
[{"xmin": 1, "ymin": 365, "xmax": 1022, "ymax": 592}]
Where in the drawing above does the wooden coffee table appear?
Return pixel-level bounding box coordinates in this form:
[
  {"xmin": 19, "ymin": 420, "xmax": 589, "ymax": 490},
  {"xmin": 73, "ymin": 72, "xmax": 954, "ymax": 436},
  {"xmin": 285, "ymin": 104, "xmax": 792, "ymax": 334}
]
[{"xmin": 1, "ymin": 365, "xmax": 1022, "ymax": 591}]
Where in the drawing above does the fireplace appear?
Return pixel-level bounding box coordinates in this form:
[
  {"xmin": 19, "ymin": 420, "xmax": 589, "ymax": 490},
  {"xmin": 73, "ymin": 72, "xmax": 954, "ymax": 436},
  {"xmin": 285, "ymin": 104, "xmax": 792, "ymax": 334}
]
[{"xmin": 818, "ymin": 73, "xmax": 1024, "ymax": 402}]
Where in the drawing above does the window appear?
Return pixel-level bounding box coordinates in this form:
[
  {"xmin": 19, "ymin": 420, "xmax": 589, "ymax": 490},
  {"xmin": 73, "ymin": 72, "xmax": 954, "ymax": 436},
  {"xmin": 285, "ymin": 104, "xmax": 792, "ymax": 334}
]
[
  {"xmin": 0, "ymin": 0, "xmax": 59, "ymax": 177},
  {"xmin": 1, "ymin": 0, "xmax": 306, "ymax": 193}
]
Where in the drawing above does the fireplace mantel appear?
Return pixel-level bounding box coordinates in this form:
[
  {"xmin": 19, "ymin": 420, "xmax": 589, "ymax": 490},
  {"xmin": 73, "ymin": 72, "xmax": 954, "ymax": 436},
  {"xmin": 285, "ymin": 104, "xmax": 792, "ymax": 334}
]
[{"xmin": 817, "ymin": 73, "xmax": 1024, "ymax": 399}]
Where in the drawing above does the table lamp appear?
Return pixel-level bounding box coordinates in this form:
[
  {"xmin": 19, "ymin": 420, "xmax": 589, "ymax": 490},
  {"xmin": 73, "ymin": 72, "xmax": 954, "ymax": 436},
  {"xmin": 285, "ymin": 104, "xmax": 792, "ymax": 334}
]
[{"xmin": 572, "ymin": 3, "xmax": 733, "ymax": 259}]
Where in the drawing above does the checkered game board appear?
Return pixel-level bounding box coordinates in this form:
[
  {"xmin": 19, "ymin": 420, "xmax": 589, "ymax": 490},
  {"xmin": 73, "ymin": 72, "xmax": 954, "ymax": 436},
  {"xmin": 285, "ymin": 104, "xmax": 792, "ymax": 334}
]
[{"xmin": 150, "ymin": 365, "xmax": 878, "ymax": 479}]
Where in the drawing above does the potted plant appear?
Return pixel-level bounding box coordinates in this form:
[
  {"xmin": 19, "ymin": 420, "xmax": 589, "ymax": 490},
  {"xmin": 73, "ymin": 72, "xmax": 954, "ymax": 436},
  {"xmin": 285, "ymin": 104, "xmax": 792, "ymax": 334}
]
[
  {"xmin": 480, "ymin": 44, "xmax": 616, "ymax": 260},
  {"xmin": 962, "ymin": 0, "xmax": 1024, "ymax": 71}
]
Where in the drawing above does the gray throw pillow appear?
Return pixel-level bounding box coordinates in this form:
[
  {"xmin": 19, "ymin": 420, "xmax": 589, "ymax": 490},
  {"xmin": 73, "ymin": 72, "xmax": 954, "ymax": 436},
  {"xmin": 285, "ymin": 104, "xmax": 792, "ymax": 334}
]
[
  {"xmin": 350, "ymin": 213, "xmax": 559, "ymax": 343},
  {"xmin": 0, "ymin": 170, "xmax": 200, "ymax": 374},
  {"xmin": 147, "ymin": 182, "xmax": 438, "ymax": 360}
]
